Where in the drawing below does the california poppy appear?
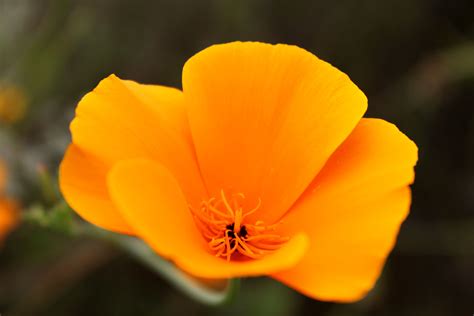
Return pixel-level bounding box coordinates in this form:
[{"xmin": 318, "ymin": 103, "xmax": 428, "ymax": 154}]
[
  {"xmin": 60, "ymin": 42, "xmax": 417, "ymax": 302},
  {"xmin": 0, "ymin": 160, "xmax": 18, "ymax": 242}
]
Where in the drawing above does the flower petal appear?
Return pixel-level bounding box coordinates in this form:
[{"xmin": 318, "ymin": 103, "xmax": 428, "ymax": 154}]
[
  {"xmin": 183, "ymin": 42, "xmax": 367, "ymax": 224},
  {"xmin": 0, "ymin": 198, "xmax": 18, "ymax": 241},
  {"xmin": 272, "ymin": 118, "xmax": 418, "ymax": 302},
  {"xmin": 60, "ymin": 75, "xmax": 206, "ymax": 233},
  {"xmin": 107, "ymin": 158, "xmax": 309, "ymax": 278},
  {"xmin": 59, "ymin": 144, "xmax": 133, "ymax": 233}
]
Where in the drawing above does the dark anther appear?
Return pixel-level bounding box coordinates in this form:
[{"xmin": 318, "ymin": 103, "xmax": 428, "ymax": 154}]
[
  {"xmin": 226, "ymin": 223, "xmax": 236, "ymax": 238},
  {"xmin": 227, "ymin": 230, "xmax": 236, "ymax": 239},
  {"xmin": 226, "ymin": 223, "xmax": 248, "ymax": 239},
  {"xmin": 240, "ymin": 225, "xmax": 248, "ymax": 238}
]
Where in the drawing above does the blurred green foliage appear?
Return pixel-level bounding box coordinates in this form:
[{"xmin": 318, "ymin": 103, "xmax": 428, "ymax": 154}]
[{"xmin": 1, "ymin": 0, "xmax": 473, "ymax": 315}]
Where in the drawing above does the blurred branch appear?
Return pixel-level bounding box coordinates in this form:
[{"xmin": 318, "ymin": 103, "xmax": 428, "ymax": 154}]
[
  {"xmin": 36, "ymin": 163, "xmax": 61, "ymax": 206},
  {"xmin": 3, "ymin": 0, "xmax": 73, "ymax": 81},
  {"xmin": 83, "ymin": 225, "xmax": 240, "ymax": 306}
]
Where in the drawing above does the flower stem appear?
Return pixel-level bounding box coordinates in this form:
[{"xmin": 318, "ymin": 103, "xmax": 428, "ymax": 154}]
[
  {"xmin": 80, "ymin": 224, "xmax": 240, "ymax": 306},
  {"xmin": 23, "ymin": 202, "xmax": 240, "ymax": 306}
]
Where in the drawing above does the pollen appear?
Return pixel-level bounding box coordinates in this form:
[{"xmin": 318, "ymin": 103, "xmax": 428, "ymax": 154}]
[{"xmin": 189, "ymin": 190, "xmax": 289, "ymax": 261}]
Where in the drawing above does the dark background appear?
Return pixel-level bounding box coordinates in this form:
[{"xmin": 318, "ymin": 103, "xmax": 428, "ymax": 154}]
[{"xmin": 0, "ymin": 0, "xmax": 473, "ymax": 315}]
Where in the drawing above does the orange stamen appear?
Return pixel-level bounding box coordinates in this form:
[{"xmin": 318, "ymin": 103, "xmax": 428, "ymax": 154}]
[{"xmin": 190, "ymin": 190, "xmax": 289, "ymax": 261}]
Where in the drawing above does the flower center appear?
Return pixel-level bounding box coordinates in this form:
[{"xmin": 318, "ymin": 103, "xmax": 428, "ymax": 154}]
[{"xmin": 189, "ymin": 190, "xmax": 289, "ymax": 261}]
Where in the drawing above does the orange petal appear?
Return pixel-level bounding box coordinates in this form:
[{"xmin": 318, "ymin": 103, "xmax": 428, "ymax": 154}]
[
  {"xmin": 59, "ymin": 145, "xmax": 133, "ymax": 233},
  {"xmin": 60, "ymin": 75, "xmax": 206, "ymax": 233},
  {"xmin": 108, "ymin": 159, "xmax": 309, "ymax": 278},
  {"xmin": 183, "ymin": 42, "xmax": 367, "ymax": 224},
  {"xmin": 0, "ymin": 198, "xmax": 18, "ymax": 241},
  {"xmin": 272, "ymin": 118, "xmax": 418, "ymax": 302}
]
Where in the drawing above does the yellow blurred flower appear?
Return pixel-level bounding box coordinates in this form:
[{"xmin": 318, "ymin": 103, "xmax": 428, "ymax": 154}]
[{"xmin": 0, "ymin": 84, "xmax": 27, "ymax": 124}]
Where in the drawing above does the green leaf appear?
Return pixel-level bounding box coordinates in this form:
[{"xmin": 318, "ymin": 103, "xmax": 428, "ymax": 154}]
[{"xmin": 23, "ymin": 201, "xmax": 75, "ymax": 235}]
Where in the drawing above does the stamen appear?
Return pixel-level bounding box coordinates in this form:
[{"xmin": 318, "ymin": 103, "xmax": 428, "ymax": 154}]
[
  {"xmin": 190, "ymin": 190, "xmax": 289, "ymax": 261},
  {"xmin": 220, "ymin": 189, "xmax": 235, "ymax": 217}
]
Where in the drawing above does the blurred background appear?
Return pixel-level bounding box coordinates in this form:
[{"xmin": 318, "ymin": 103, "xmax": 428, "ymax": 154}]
[{"xmin": 0, "ymin": 0, "xmax": 473, "ymax": 315}]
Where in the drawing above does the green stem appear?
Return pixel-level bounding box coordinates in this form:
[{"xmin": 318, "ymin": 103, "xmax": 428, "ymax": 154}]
[
  {"xmin": 81, "ymin": 225, "xmax": 239, "ymax": 306},
  {"xmin": 37, "ymin": 164, "xmax": 60, "ymax": 206},
  {"xmin": 22, "ymin": 202, "xmax": 240, "ymax": 305}
]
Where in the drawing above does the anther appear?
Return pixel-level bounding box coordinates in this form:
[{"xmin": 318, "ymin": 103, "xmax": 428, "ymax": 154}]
[{"xmin": 190, "ymin": 190, "xmax": 289, "ymax": 261}]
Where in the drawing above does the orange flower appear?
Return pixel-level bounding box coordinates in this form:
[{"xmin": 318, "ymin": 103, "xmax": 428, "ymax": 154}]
[
  {"xmin": 0, "ymin": 161, "xmax": 18, "ymax": 242},
  {"xmin": 59, "ymin": 42, "xmax": 417, "ymax": 302}
]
